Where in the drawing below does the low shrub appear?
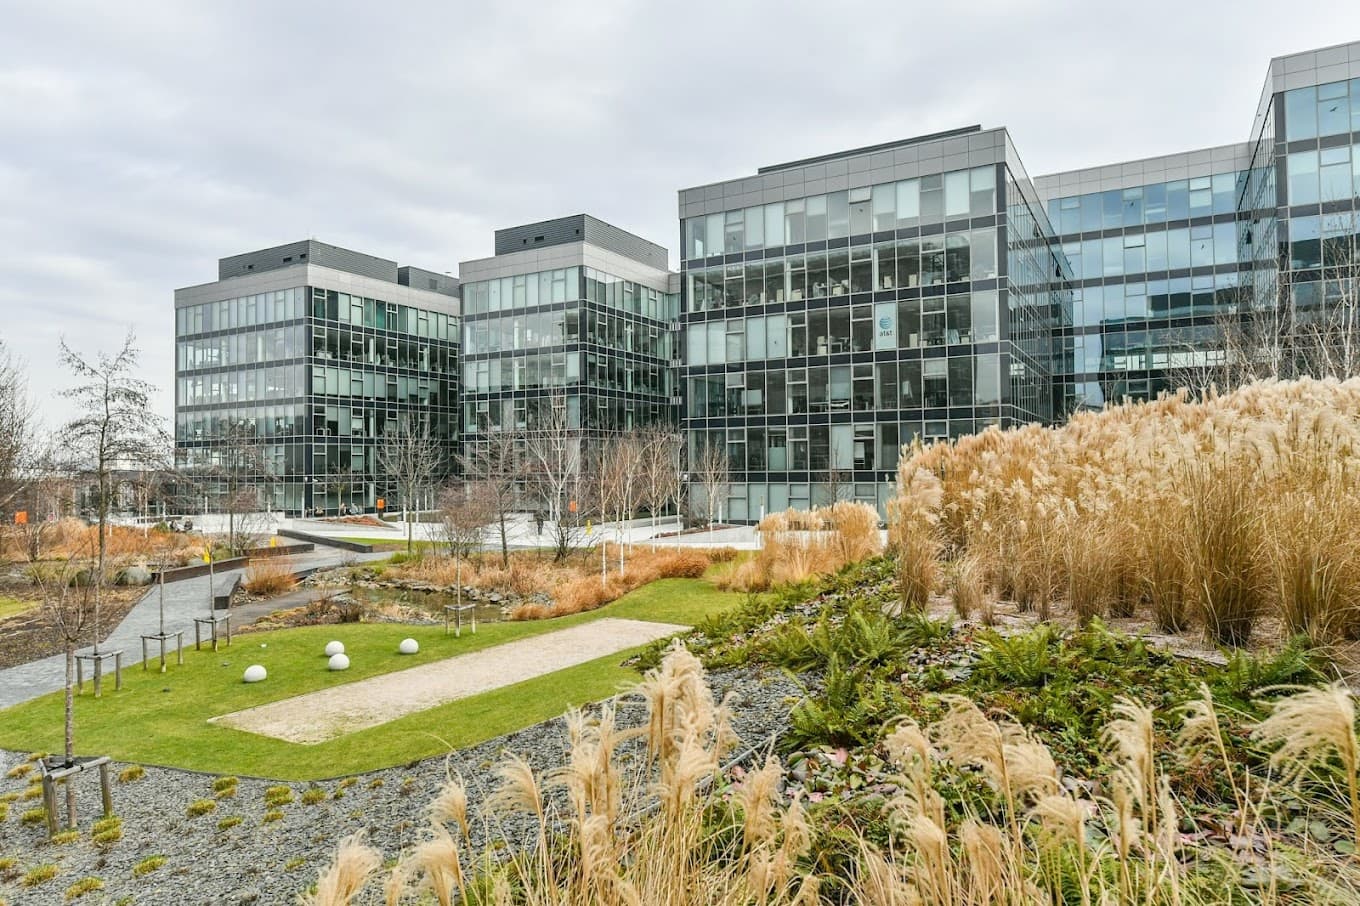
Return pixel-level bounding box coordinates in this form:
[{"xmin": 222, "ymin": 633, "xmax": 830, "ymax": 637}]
[
  {"xmin": 5, "ymin": 763, "xmax": 31, "ymax": 779},
  {"xmin": 301, "ymin": 787, "xmax": 326, "ymax": 805},
  {"xmin": 216, "ymin": 816, "xmax": 242, "ymax": 831},
  {"xmin": 20, "ymin": 807, "xmax": 46, "ymax": 825},
  {"xmin": 262, "ymin": 809, "xmax": 284, "ymax": 824},
  {"xmin": 51, "ymin": 830, "xmax": 80, "ymax": 845}
]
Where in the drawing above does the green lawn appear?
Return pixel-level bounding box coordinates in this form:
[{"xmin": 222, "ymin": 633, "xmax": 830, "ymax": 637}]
[
  {"xmin": 0, "ymin": 595, "xmax": 37, "ymax": 622},
  {"xmin": 0, "ymin": 578, "xmax": 735, "ymax": 780}
]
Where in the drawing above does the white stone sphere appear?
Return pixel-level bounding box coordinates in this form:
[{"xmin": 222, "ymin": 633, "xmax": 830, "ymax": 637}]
[
  {"xmin": 324, "ymin": 641, "xmax": 345, "ymax": 657},
  {"xmin": 243, "ymin": 665, "xmax": 267, "ymax": 683},
  {"xmin": 398, "ymin": 638, "xmax": 419, "ymax": 655},
  {"xmin": 328, "ymin": 653, "xmax": 350, "ymax": 671}
]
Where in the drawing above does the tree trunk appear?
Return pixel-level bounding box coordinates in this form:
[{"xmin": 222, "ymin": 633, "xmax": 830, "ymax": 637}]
[
  {"xmin": 94, "ymin": 475, "xmax": 107, "ymax": 655},
  {"xmin": 498, "ymin": 512, "xmax": 509, "ymax": 568},
  {"xmin": 64, "ymin": 641, "xmax": 76, "ymax": 828}
]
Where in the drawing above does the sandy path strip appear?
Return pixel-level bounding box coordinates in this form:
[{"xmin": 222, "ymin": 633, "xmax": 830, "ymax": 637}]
[{"xmin": 209, "ymin": 618, "xmax": 688, "ymax": 744}]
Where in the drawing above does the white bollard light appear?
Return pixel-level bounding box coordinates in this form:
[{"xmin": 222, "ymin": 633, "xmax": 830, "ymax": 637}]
[
  {"xmin": 243, "ymin": 665, "xmax": 267, "ymax": 683},
  {"xmin": 398, "ymin": 638, "xmax": 419, "ymax": 655},
  {"xmin": 324, "ymin": 641, "xmax": 345, "ymax": 657},
  {"xmin": 328, "ymin": 653, "xmax": 350, "ymax": 671}
]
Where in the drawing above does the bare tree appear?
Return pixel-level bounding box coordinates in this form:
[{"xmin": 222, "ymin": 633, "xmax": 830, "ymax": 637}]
[
  {"xmin": 377, "ymin": 415, "xmax": 443, "ymax": 554},
  {"xmin": 17, "ymin": 448, "xmax": 69, "ymax": 562},
  {"xmin": 213, "ymin": 418, "xmax": 275, "ymax": 554},
  {"xmin": 0, "ymin": 340, "xmax": 36, "ymax": 520},
  {"xmin": 638, "ymin": 427, "xmax": 683, "ymax": 533},
  {"xmin": 522, "ymin": 394, "xmax": 584, "ymax": 562},
  {"xmin": 457, "ymin": 422, "xmax": 522, "ymax": 568},
  {"xmin": 599, "ymin": 432, "xmax": 644, "ymax": 571},
  {"xmin": 59, "ymin": 331, "xmax": 165, "ymax": 655},
  {"xmin": 1179, "ymin": 206, "xmax": 1360, "ymax": 394},
  {"xmin": 437, "ymin": 480, "xmax": 495, "ymax": 561},
  {"xmin": 690, "ymin": 437, "xmax": 730, "ymax": 529},
  {"xmin": 36, "ymin": 552, "xmax": 96, "ymax": 827}
]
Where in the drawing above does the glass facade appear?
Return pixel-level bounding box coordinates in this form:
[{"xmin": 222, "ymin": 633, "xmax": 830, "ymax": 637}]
[
  {"xmin": 678, "ymin": 134, "xmax": 1068, "ymax": 520},
  {"xmin": 1042, "ymin": 171, "xmax": 1251, "ymax": 409},
  {"xmin": 1277, "ymin": 77, "xmax": 1360, "ymax": 341},
  {"xmin": 458, "ymin": 253, "xmax": 679, "ymax": 461},
  {"xmin": 175, "ymin": 45, "xmax": 1360, "ymax": 524},
  {"xmin": 1038, "ymin": 57, "xmax": 1360, "ymax": 410},
  {"xmin": 175, "ymin": 283, "xmax": 458, "ymax": 515}
]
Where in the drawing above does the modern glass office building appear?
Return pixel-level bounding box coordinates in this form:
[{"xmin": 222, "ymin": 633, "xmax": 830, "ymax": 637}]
[
  {"xmin": 174, "ymin": 41, "xmax": 1360, "ymax": 523},
  {"xmin": 676, "ymin": 127, "xmax": 1069, "ymax": 520},
  {"xmin": 1034, "ymin": 41, "xmax": 1360, "ymax": 408},
  {"xmin": 457, "ymin": 215, "xmax": 679, "ymax": 461},
  {"xmin": 174, "ymin": 240, "xmax": 460, "ymax": 515}
]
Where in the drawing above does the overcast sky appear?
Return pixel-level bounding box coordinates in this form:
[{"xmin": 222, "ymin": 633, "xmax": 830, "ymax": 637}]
[{"xmin": 4, "ymin": 0, "xmax": 1360, "ymax": 429}]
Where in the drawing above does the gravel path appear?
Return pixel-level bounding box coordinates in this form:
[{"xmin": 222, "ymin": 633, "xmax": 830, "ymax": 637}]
[
  {"xmin": 0, "ymin": 667, "xmax": 800, "ymax": 906},
  {"xmin": 210, "ymin": 618, "xmax": 689, "ymax": 744}
]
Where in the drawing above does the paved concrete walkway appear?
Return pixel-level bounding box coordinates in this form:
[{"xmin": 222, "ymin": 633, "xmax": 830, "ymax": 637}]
[
  {"xmin": 210, "ymin": 617, "xmax": 687, "ymax": 744},
  {"xmin": 0, "ymin": 543, "xmax": 390, "ymax": 711}
]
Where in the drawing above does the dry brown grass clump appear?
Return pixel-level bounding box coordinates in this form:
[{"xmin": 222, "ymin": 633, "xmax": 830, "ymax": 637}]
[
  {"xmin": 241, "ymin": 557, "xmax": 297, "ymax": 595},
  {"xmin": 720, "ymin": 502, "xmax": 883, "ymax": 592},
  {"xmin": 3, "ymin": 519, "xmax": 207, "ymax": 568},
  {"xmin": 390, "ymin": 555, "xmax": 552, "ymax": 598},
  {"xmin": 510, "ymin": 547, "xmax": 714, "ymax": 620},
  {"xmin": 893, "ymin": 378, "xmax": 1360, "ymax": 646}
]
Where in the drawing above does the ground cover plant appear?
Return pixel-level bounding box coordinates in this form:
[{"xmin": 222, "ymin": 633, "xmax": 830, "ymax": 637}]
[{"xmin": 0, "ymin": 577, "xmax": 739, "ymax": 779}]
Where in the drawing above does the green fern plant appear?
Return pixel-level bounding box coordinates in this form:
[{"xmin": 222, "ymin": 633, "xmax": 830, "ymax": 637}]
[{"xmin": 976, "ymin": 625, "xmax": 1060, "ymax": 688}]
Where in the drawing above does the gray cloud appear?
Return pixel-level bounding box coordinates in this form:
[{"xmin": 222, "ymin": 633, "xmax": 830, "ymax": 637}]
[{"xmin": 2, "ymin": 0, "xmax": 1358, "ymax": 429}]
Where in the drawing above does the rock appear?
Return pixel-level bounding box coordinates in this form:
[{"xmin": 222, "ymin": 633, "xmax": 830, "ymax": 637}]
[
  {"xmin": 328, "ymin": 653, "xmax": 350, "ymax": 671},
  {"xmin": 243, "ymin": 665, "xmax": 267, "ymax": 683},
  {"xmin": 324, "ymin": 641, "xmax": 345, "ymax": 657},
  {"xmin": 398, "ymin": 638, "xmax": 419, "ymax": 655}
]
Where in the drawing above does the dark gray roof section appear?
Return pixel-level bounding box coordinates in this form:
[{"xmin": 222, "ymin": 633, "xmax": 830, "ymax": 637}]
[
  {"xmin": 218, "ymin": 240, "xmax": 398, "ymax": 283},
  {"xmin": 398, "ymin": 266, "xmax": 460, "ymax": 298},
  {"xmin": 757, "ymin": 125, "xmax": 983, "ymax": 175},
  {"xmin": 494, "ymin": 215, "xmax": 668, "ymax": 271}
]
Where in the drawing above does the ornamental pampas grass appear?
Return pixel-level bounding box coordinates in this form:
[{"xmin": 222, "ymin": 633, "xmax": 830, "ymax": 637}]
[
  {"xmin": 1252, "ymin": 682, "xmax": 1360, "ymax": 848},
  {"xmin": 890, "ymin": 466, "xmax": 944, "ymax": 611},
  {"xmin": 299, "ymin": 833, "xmax": 381, "ymax": 906}
]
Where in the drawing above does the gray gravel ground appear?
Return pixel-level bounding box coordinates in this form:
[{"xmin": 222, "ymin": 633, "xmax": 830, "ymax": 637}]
[{"xmin": 0, "ymin": 667, "xmax": 800, "ymax": 906}]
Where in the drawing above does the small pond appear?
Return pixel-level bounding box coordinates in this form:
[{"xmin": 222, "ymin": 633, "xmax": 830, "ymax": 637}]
[{"xmin": 349, "ymin": 585, "xmax": 509, "ymax": 626}]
